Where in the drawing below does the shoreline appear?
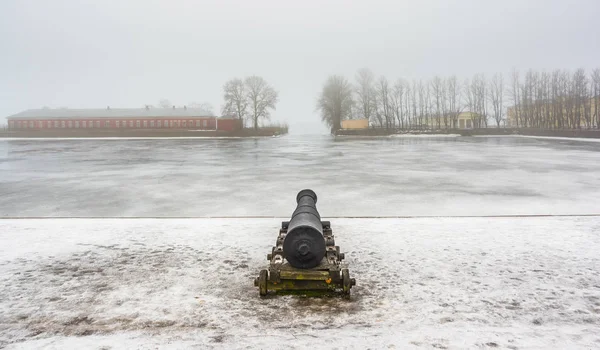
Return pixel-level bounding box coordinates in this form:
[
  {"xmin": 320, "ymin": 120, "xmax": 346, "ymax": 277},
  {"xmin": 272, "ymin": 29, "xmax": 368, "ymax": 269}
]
[
  {"xmin": 476, "ymin": 134, "xmax": 600, "ymax": 143},
  {"xmin": 0, "ymin": 129, "xmax": 287, "ymax": 139},
  {"xmin": 335, "ymin": 128, "xmax": 600, "ymax": 139},
  {"xmin": 0, "ymin": 136, "xmax": 282, "ymax": 141},
  {"xmin": 335, "ymin": 134, "xmax": 600, "ymax": 142}
]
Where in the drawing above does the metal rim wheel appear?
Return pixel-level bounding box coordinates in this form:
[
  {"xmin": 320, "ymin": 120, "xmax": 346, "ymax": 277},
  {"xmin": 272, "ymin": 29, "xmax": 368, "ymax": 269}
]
[
  {"xmin": 259, "ymin": 270, "xmax": 268, "ymax": 296},
  {"xmin": 342, "ymin": 269, "xmax": 351, "ymax": 294}
]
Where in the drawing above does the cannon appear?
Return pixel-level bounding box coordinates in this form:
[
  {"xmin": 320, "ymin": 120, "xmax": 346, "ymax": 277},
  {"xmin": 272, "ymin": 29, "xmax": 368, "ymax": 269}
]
[
  {"xmin": 254, "ymin": 189, "xmax": 355, "ymax": 296},
  {"xmin": 283, "ymin": 189, "xmax": 326, "ymax": 269}
]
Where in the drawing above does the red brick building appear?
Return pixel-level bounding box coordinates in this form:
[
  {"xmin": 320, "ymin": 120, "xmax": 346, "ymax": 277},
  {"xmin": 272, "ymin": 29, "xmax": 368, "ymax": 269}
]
[{"xmin": 7, "ymin": 107, "xmax": 242, "ymax": 132}]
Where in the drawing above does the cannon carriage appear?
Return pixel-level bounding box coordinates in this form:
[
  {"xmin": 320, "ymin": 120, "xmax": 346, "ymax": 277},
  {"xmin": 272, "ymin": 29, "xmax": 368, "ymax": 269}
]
[{"xmin": 254, "ymin": 189, "xmax": 355, "ymax": 296}]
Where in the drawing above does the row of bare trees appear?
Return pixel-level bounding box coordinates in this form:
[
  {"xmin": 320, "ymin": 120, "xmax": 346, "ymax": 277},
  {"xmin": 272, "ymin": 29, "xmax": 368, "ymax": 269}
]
[
  {"xmin": 509, "ymin": 69, "xmax": 600, "ymax": 129},
  {"xmin": 318, "ymin": 68, "xmax": 600, "ymax": 132},
  {"xmin": 221, "ymin": 76, "xmax": 279, "ymax": 129},
  {"xmin": 319, "ymin": 69, "xmax": 491, "ymax": 131}
]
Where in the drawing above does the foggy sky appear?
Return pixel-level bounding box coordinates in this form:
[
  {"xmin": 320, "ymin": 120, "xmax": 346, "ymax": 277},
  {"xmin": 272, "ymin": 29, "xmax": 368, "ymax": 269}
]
[{"xmin": 2, "ymin": 0, "xmax": 599, "ymax": 134}]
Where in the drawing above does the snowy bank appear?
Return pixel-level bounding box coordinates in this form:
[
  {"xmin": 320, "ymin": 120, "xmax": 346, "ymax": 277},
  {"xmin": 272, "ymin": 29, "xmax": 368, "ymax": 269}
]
[
  {"xmin": 473, "ymin": 135, "xmax": 600, "ymax": 143},
  {"xmin": 388, "ymin": 133, "xmax": 461, "ymax": 138},
  {"xmin": 0, "ymin": 218, "xmax": 599, "ymax": 349}
]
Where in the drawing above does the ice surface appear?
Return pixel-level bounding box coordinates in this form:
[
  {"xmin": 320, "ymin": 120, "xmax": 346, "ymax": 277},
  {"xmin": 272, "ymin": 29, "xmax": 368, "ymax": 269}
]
[
  {"xmin": 1, "ymin": 135, "xmax": 600, "ymax": 217},
  {"xmin": 1, "ymin": 217, "xmax": 599, "ymax": 349}
]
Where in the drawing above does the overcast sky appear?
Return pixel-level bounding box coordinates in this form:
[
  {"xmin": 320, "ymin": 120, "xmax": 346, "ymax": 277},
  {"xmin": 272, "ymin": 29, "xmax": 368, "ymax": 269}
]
[{"xmin": 1, "ymin": 0, "xmax": 599, "ymax": 134}]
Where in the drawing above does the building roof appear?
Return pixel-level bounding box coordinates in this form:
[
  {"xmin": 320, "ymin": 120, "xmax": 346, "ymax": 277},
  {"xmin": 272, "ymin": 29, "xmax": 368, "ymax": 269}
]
[{"xmin": 7, "ymin": 108, "xmax": 215, "ymax": 120}]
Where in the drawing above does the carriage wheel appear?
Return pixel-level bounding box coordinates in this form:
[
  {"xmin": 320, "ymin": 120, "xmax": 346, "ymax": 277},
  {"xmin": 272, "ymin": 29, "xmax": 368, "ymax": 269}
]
[
  {"xmin": 342, "ymin": 269, "xmax": 351, "ymax": 294},
  {"xmin": 259, "ymin": 270, "xmax": 268, "ymax": 296}
]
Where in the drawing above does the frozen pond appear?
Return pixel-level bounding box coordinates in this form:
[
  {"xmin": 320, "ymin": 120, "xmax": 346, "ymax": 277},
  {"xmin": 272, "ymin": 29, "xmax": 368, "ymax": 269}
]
[
  {"xmin": 0, "ymin": 217, "xmax": 599, "ymax": 349},
  {"xmin": 1, "ymin": 135, "xmax": 599, "ymax": 217}
]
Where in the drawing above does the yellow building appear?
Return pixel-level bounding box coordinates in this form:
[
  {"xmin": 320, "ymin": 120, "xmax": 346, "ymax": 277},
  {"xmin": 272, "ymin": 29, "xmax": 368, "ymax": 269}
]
[
  {"xmin": 341, "ymin": 119, "xmax": 369, "ymax": 129},
  {"xmin": 456, "ymin": 112, "xmax": 479, "ymax": 129},
  {"xmin": 425, "ymin": 112, "xmax": 480, "ymax": 129}
]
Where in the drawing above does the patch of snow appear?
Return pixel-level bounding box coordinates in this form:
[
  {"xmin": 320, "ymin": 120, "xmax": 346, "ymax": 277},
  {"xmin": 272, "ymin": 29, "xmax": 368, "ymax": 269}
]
[{"xmin": 1, "ymin": 217, "xmax": 599, "ymax": 349}]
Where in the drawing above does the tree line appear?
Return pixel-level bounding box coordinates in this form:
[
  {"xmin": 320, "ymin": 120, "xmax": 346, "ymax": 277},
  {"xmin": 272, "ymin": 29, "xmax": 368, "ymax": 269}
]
[
  {"xmin": 145, "ymin": 76, "xmax": 279, "ymax": 130},
  {"xmin": 317, "ymin": 68, "xmax": 600, "ymax": 132},
  {"xmin": 509, "ymin": 69, "xmax": 600, "ymax": 129},
  {"xmin": 221, "ymin": 76, "xmax": 279, "ymax": 130}
]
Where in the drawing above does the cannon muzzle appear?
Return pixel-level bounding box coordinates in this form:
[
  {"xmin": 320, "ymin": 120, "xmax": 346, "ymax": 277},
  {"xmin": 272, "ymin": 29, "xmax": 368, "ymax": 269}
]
[{"xmin": 283, "ymin": 189, "xmax": 326, "ymax": 269}]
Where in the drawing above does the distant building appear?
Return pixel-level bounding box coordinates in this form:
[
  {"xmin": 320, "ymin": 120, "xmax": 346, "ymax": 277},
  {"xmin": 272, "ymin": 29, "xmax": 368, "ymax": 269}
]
[
  {"xmin": 7, "ymin": 107, "xmax": 242, "ymax": 131},
  {"xmin": 425, "ymin": 112, "xmax": 481, "ymax": 129},
  {"xmin": 455, "ymin": 112, "xmax": 478, "ymax": 129},
  {"xmin": 341, "ymin": 119, "xmax": 369, "ymax": 130}
]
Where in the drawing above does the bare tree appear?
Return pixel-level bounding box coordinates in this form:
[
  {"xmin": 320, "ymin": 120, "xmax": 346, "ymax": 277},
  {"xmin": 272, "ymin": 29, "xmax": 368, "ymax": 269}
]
[
  {"xmin": 489, "ymin": 73, "xmax": 504, "ymax": 127},
  {"xmin": 405, "ymin": 82, "xmax": 412, "ymax": 129},
  {"xmin": 417, "ymin": 80, "xmax": 426, "ymax": 129},
  {"xmin": 355, "ymin": 68, "xmax": 376, "ymax": 123},
  {"xmin": 465, "ymin": 75, "xmax": 488, "ymax": 128},
  {"xmin": 349, "ymin": 102, "xmax": 362, "ymax": 120},
  {"xmin": 550, "ymin": 70, "xmax": 561, "ymax": 129},
  {"xmin": 446, "ymin": 76, "xmax": 461, "ymax": 128},
  {"xmin": 431, "ymin": 76, "xmax": 444, "ymax": 129},
  {"xmin": 221, "ymin": 78, "xmax": 247, "ymax": 124},
  {"xmin": 440, "ymin": 78, "xmax": 449, "ymax": 129},
  {"xmin": 356, "ymin": 69, "xmax": 375, "ymax": 110},
  {"xmin": 201, "ymin": 103, "xmax": 214, "ymax": 114},
  {"xmin": 509, "ymin": 69, "xmax": 520, "ymax": 127},
  {"xmin": 572, "ymin": 69, "xmax": 589, "ymax": 129},
  {"xmin": 189, "ymin": 102, "xmax": 214, "ymax": 114},
  {"xmin": 592, "ymin": 69, "xmax": 600, "ymax": 128},
  {"xmin": 158, "ymin": 99, "xmax": 172, "ymax": 109},
  {"xmin": 244, "ymin": 76, "xmax": 278, "ymax": 130},
  {"xmin": 391, "ymin": 79, "xmax": 406, "ymax": 129},
  {"xmin": 475, "ymin": 74, "xmax": 489, "ymax": 128},
  {"xmin": 317, "ymin": 75, "xmax": 354, "ymax": 133},
  {"xmin": 521, "ymin": 69, "xmax": 536, "ymax": 127},
  {"xmin": 411, "ymin": 80, "xmax": 419, "ymax": 129},
  {"xmin": 425, "ymin": 81, "xmax": 433, "ymax": 129},
  {"xmin": 374, "ymin": 76, "xmax": 393, "ymax": 129},
  {"xmin": 540, "ymin": 72, "xmax": 551, "ymax": 128},
  {"xmin": 562, "ymin": 70, "xmax": 575, "ymax": 128},
  {"xmin": 464, "ymin": 78, "xmax": 475, "ymax": 127}
]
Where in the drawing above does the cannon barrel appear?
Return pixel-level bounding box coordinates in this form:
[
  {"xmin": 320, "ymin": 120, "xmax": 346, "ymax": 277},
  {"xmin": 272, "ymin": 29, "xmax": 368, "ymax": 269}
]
[{"xmin": 283, "ymin": 189, "xmax": 326, "ymax": 269}]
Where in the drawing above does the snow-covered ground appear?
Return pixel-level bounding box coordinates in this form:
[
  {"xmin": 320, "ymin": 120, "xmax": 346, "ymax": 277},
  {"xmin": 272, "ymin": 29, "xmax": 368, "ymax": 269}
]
[{"xmin": 1, "ymin": 217, "xmax": 599, "ymax": 349}]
